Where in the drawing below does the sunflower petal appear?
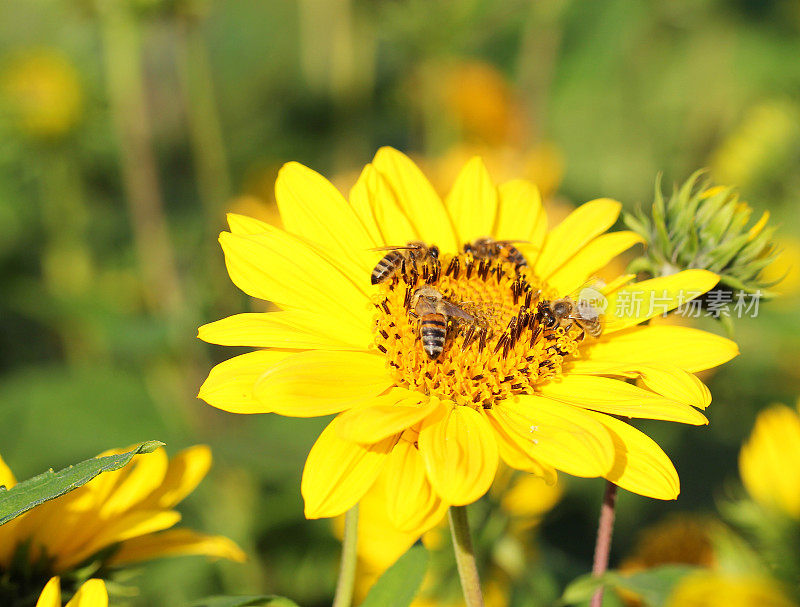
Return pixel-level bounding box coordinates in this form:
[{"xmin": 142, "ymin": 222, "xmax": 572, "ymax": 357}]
[
  {"xmin": 337, "ymin": 391, "xmax": 438, "ymax": 443},
  {"xmin": 253, "ymin": 350, "xmax": 393, "ymax": 417},
  {"xmin": 97, "ymin": 447, "xmax": 169, "ymax": 517},
  {"xmin": 36, "ymin": 577, "xmax": 61, "ymax": 607},
  {"xmin": 198, "ymin": 310, "xmax": 371, "ymax": 351},
  {"xmin": 547, "ymin": 231, "xmax": 643, "ymax": 294},
  {"xmin": 583, "ymin": 325, "xmax": 739, "ymax": 373},
  {"xmin": 384, "ymin": 439, "xmax": 449, "ymax": 532},
  {"xmin": 58, "ymin": 510, "xmax": 182, "ymax": 570},
  {"xmin": 445, "ymin": 157, "xmax": 498, "ymax": 246},
  {"xmin": 603, "ymin": 270, "xmax": 719, "ymax": 333},
  {"xmin": 372, "ymin": 147, "xmax": 458, "ymax": 251},
  {"xmin": 275, "ymin": 162, "xmax": 376, "ymax": 277},
  {"xmin": 539, "ymin": 375, "xmax": 708, "ymax": 424},
  {"xmin": 535, "ymin": 199, "xmax": 621, "ymax": 277},
  {"xmin": 0, "ymin": 454, "xmax": 16, "ymax": 489},
  {"xmin": 227, "ymin": 213, "xmax": 271, "ymax": 235},
  {"xmin": 418, "ymin": 401, "xmax": 498, "ymax": 506},
  {"xmin": 585, "ymin": 411, "xmax": 680, "ymax": 500},
  {"xmin": 568, "ymin": 362, "xmax": 712, "ymax": 409},
  {"xmin": 491, "ymin": 425, "xmax": 558, "ymax": 484},
  {"xmin": 219, "ymin": 227, "xmax": 369, "ymax": 324},
  {"xmin": 366, "ymin": 165, "xmax": 419, "ymax": 245},
  {"xmin": 487, "ymin": 396, "xmax": 614, "ymax": 478},
  {"xmin": 198, "ymin": 350, "xmax": 293, "ymax": 414},
  {"xmin": 353, "ymin": 471, "xmax": 441, "ymax": 571},
  {"xmin": 301, "ymin": 417, "xmax": 394, "ymax": 518},
  {"xmin": 493, "ymin": 179, "xmax": 546, "ymax": 250},
  {"xmin": 108, "ymin": 528, "xmax": 246, "ymax": 566},
  {"xmin": 349, "ymin": 166, "xmax": 386, "ymax": 246},
  {"xmin": 66, "ymin": 580, "xmax": 107, "ymax": 607},
  {"xmin": 140, "ymin": 445, "xmax": 212, "ymax": 510}
]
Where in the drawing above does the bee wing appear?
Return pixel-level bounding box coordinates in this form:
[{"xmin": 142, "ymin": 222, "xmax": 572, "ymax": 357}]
[
  {"xmin": 574, "ymin": 298, "xmax": 600, "ymax": 321},
  {"xmin": 369, "ymin": 245, "xmax": 417, "ymax": 252},
  {"xmin": 415, "ymin": 297, "xmax": 438, "ymax": 315},
  {"xmin": 437, "ymin": 299, "xmax": 475, "ymax": 321}
]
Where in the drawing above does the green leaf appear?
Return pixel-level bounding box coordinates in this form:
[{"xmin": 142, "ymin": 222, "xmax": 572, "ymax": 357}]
[
  {"xmin": 559, "ymin": 565, "xmax": 699, "ymax": 607},
  {"xmin": 190, "ymin": 597, "xmax": 300, "ymax": 607},
  {"xmin": 0, "ymin": 440, "xmax": 164, "ymax": 526},
  {"xmin": 360, "ymin": 544, "xmax": 429, "ymax": 607},
  {"xmin": 559, "ymin": 571, "xmax": 615, "ymax": 604}
]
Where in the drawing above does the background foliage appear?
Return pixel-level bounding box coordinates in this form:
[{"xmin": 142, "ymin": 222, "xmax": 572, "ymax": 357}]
[{"xmin": 0, "ymin": 0, "xmax": 798, "ymax": 605}]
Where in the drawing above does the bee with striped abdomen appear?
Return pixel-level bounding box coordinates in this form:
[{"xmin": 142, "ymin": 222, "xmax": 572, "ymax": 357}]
[
  {"xmin": 370, "ymin": 241, "xmax": 439, "ymax": 285},
  {"xmin": 411, "ymin": 285, "xmax": 475, "ymax": 359},
  {"xmin": 463, "ymin": 237, "xmax": 528, "ymax": 268}
]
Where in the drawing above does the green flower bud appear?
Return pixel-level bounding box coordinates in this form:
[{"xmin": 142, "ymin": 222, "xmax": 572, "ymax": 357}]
[{"xmin": 624, "ymin": 171, "xmax": 783, "ymax": 298}]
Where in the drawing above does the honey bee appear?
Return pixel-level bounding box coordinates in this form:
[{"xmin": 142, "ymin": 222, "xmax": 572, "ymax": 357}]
[
  {"xmin": 463, "ymin": 237, "xmax": 528, "ymax": 267},
  {"xmin": 537, "ymin": 296, "xmax": 603, "ymax": 338},
  {"xmin": 411, "ymin": 285, "xmax": 475, "ymax": 359},
  {"xmin": 370, "ymin": 241, "xmax": 439, "ymax": 285}
]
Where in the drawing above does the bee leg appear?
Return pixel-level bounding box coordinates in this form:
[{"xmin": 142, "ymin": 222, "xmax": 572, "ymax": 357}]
[{"xmin": 461, "ymin": 323, "xmax": 477, "ymax": 351}]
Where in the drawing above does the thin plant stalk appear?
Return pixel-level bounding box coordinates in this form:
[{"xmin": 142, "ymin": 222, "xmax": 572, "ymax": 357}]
[
  {"xmin": 37, "ymin": 147, "xmax": 93, "ymax": 362},
  {"xmin": 174, "ymin": 16, "xmax": 232, "ymax": 221},
  {"xmin": 448, "ymin": 505, "xmax": 485, "ymax": 607},
  {"xmin": 332, "ymin": 504, "xmax": 359, "ymax": 607},
  {"xmin": 98, "ymin": 0, "xmax": 184, "ymax": 315},
  {"xmin": 590, "ymin": 480, "xmax": 619, "ymax": 607}
]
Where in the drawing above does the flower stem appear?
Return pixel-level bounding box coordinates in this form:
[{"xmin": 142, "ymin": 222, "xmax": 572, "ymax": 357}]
[
  {"xmin": 97, "ymin": 0, "xmax": 184, "ymax": 316},
  {"xmin": 332, "ymin": 504, "xmax": 359, "ymax": 607},
  {"xmin": 590, "ymin": 480, "xmax": 619, "ymax": 607},
  {"xmin": 448, "ymin": 505, "xmax": 485, "ymax": 607}
]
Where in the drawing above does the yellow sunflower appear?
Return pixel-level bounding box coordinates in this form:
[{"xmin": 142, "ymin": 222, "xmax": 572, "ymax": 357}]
[
  {"xmin": 198, "ymin": 147, "xmax": 738, "ymax": 527},
  {"xmin": 35, "ymin": 578, "xmax": 106, "ymax": 607},
  {"xmin": 0, "ymin": 444, "xmax": 244, "ymax": 599}
]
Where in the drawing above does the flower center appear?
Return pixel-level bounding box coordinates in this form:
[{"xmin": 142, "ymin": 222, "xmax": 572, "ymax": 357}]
[{"xmin": 372, "ymin": 249, "xmax": 586, "ymax": 408}]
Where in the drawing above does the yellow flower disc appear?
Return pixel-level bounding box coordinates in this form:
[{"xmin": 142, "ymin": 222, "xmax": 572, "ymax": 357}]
[{"xmin": 374, "ymin": 252, "xmax": 581, "ymax": 407}]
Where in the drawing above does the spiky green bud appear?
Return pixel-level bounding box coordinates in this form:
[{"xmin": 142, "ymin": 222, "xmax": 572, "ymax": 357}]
[{"xmin": 624, "ymin": 171, "xmax": 782, "ymax": 297}]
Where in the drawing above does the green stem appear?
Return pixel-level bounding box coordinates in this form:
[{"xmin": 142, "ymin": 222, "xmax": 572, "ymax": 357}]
[
  {"xmin": 448, "ymin": 505, "xmax": 485, "ymax": 607},
  {"xmin": 332, "ymin": 504, "xmax": 359, "ymax": 607}
]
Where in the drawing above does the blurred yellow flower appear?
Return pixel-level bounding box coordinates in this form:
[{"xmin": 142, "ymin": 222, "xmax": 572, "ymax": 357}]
[
  {"xmin": 739, "ymin": 402, "xmax": 800, "ymax": 519},
  {"xmin": 711, "ymin": 100, "xmax": 800, "ymax": 190},
  {"xmin": 36, "ymin": 577, "xmax": 107, "ymax": 607},
  {"xmin": 496, "ymin": 469, "xmax": 562, "ymax": 524},
  {"xmin": 199, "ymin": 147, "xmax": 737, "ymax": 528},
  {"xmin": 620, "ymin": 514, "xmax": 796, "ymax": 607},
  {"xmin": 0, "ymin": 444, "xmax": 245, "ymax": 593},
  {"xmin": 0, "ymin": 49, "xmax": 82, "ymax": 139},
  {"xmin": 441, "ymin": 60, "xmax": 522, "ymax": 147},
  {"xmin": 412, "ymin": 578, "xmax": 509, "ymax": 607},
  {"xmin": 666, "ymin": 571, "xmax": 795, "ymax": 607},
  {"xmin": 621, "ymin": 514, "xmax": 715, "ymax": 572}
]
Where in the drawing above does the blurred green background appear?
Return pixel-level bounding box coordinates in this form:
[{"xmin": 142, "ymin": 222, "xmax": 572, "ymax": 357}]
[{"xmin": 0, "ymin": 0, "xmax": 799, "ymax": 605}]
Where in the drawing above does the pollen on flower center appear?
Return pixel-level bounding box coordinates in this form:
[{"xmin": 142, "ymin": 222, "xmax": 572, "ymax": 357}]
[{"xmin": 372, "ymin": 250, "xmax": 586, "ymax": 408}]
